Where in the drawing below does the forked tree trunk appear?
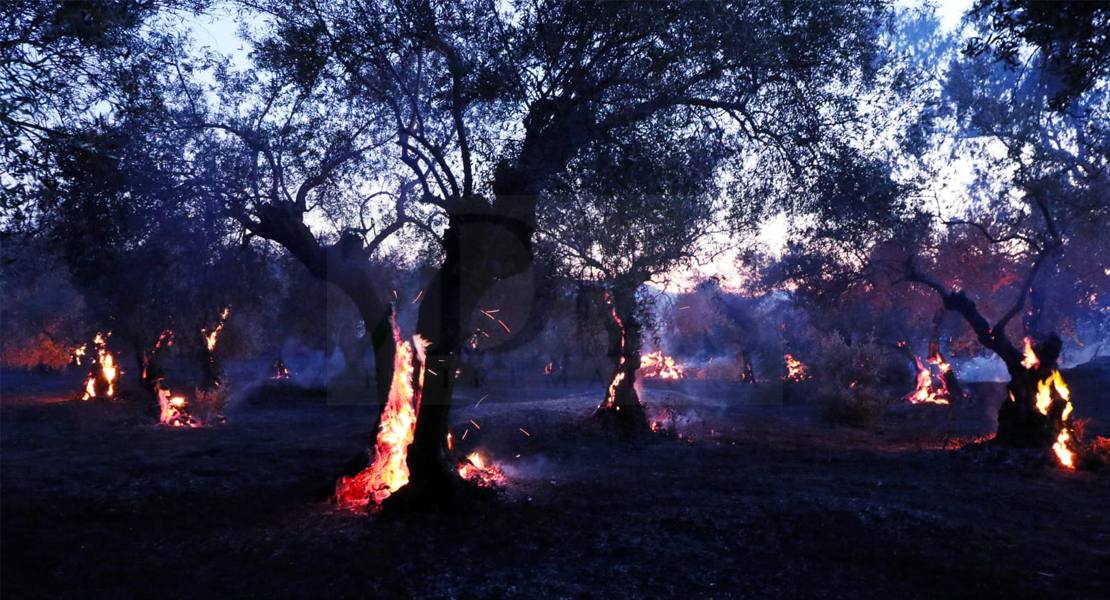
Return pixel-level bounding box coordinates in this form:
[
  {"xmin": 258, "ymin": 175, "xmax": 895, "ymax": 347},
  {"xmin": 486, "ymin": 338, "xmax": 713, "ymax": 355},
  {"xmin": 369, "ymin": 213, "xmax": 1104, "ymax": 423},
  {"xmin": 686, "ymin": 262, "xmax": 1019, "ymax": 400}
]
[
  {"xmin": 909, "ymin": 271, "xmax": 1068, "ymax": 449},
  {"xmin": 251, "ymin": 204, "xmax": 396, "ymax": 409}
]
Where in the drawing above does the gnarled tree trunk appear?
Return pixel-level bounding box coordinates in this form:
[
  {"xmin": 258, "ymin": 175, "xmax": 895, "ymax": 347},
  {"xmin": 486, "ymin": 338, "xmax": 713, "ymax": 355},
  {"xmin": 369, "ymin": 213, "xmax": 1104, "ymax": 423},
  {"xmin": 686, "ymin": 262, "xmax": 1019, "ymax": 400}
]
[
  {"xmin": 592, "ymin": 286, "xmax": 650, "ymax": 436},
  {"xmin": 997, "ymin": 334, "xmax": 1068, "ymax": 448},
  {"xmin": 387, "ymin": 199, "xmax": 536, "ymax": 509}
]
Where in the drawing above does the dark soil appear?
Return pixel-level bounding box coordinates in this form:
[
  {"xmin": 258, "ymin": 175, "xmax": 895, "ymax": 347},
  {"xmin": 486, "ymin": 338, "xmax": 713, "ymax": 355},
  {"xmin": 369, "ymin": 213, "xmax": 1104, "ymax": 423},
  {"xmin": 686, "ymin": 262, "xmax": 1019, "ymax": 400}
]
[{"xmin": 3, "ymin": 367, "xmax": 1109, "ymax": 599}]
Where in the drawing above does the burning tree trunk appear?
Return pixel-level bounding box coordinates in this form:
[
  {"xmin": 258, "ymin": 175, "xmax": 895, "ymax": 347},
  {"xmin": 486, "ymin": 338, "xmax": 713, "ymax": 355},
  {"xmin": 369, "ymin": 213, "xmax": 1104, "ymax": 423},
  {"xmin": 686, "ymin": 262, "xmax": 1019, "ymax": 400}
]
[
  {"xmin": 591, "ymin": 289, "xmax": 651, "ymax": 436},
  {"xmin": 335, "ymin": 313, "xmax": 421, "ymax": 508},
  {"xmin": 906, "ymin": 260, "xmax": 1075, "ymax": 466},
  {"xmin": 201, "ymin": 307, "xmax": 229, "ymax": 390},
  {"xmin": 385, "ymin": 206, "xmax": 535, "ymax": 510},
  {"xmin": 141, "ymin": 329, "xmax": 173, "ymax": 393},
  {"xmin": 81, "ymin": 333, "xmax": 118, "ymax": 400},
  {"xmin": 998, "ymin": 335, "xmax": 1073, "ymax": 458},
  {"xmin": 927, "ymin": 342, "xmax": 962, "ymax": 399}
]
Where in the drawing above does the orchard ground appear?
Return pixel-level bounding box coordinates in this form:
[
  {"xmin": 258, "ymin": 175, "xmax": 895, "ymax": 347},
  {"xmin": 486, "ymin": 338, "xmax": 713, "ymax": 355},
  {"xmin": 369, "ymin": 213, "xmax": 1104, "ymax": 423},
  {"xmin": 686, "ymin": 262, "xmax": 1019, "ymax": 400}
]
[{"xmin": 3, "ymin": 363, "xmax": 1109, "ymax": 599}]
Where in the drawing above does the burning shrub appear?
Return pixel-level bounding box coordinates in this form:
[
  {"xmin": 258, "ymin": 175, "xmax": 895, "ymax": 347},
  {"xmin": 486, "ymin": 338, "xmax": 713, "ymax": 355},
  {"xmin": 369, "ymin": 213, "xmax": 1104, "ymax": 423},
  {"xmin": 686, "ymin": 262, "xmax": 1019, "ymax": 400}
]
[
  {"xmin": 1077, "ymin": 436, "xmax": 1110, "ymax": 471},
  {"xmin": 812, "ymin": 334, "xmax": 901, "ymax": 425}
]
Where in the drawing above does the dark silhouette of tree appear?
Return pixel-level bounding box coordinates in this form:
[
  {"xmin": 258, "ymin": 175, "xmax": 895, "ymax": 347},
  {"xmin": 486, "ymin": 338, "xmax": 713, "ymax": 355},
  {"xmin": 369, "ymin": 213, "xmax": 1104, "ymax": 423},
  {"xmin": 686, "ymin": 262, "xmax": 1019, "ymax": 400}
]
[{"xmin": 965, "ymin": 0, "xmax": 1110, "ymax": 110}]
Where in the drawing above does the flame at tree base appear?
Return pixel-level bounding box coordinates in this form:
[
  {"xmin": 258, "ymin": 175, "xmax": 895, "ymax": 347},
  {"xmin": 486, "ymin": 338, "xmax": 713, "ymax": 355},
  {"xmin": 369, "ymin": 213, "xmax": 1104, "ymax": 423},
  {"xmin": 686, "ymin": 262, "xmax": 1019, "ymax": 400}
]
[
  {"xmin": 457, "ymin": 451, "xmax": 506, "ymax": 488},
  {"xmin": 81, "ymin": 333, "xmax": 118, "ymax": 400},
  {"xmin": 335, "ymin": 318, "xmax": 421, "ymax": 509},
  {"xmin": 998, "ymin": 337, "xmax": 1076, "ymax": 470},
  {"xmin": 158, "ymin": 386, "xmax": 200, "ymax": 428}
]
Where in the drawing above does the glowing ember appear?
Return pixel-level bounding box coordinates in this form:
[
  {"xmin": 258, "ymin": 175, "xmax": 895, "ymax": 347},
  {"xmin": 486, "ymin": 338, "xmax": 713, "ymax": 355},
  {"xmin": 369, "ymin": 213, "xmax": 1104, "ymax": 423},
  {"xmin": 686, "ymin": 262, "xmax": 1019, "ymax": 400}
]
[
  {"xmin": 271, "ymin": 357, "xmax": 290, "ymax": 380},
  {"xmin": 81, "ymin": 333, "xmax": 118, "ymax": 400},
  {"xmin": 1021, "ymin": 337, "xmax": 1040, "ymax": 370},
  {"xmin": 457, "ymin": 451, "xmax": 505, "ymax": 487},
  {"xmin": 335, "ymin": 316, "xmax": 421, "ymax": 508},
  {"xmin": 640, "ymin": 350, "xmax": 685, "ymax": 379},
  {"xmin": 544, "ymin": 361, "xmax": 554, "ymax": 374},
  {"xmin": 784, "ymin": 353, "xmax": 810, "ymax": 381},
  {"xmin": 203, "ymin": 306, "xmax": 230, "ymax": 352}
]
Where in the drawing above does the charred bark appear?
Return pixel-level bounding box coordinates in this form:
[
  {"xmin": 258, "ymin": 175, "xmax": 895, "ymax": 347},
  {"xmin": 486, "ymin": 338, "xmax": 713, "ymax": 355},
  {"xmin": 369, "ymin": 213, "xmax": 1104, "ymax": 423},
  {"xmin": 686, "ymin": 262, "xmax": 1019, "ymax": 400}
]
[
  {"xmin": 592, "ymin": 289, "xmax": 651, "ymax": 437},
  {"xmin": 390, "ymin": 202, "xmax": 537, "ymax": 509},
  {"xmin": 997, "ymin": 334, "xmax": 1068, "ymax": 447},
  {"xmin": 906, "ymin": 261, "xmax": 1067, "ymax": 449}
]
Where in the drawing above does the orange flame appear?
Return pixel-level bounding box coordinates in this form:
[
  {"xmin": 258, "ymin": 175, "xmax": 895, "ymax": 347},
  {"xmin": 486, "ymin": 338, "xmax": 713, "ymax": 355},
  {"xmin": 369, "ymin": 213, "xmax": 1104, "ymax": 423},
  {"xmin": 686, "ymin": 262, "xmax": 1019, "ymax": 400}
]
[
  {"xmin": 457, "ymin": 450, "xmax": 506, "ymax": 487},
  {"xmin": 1021, "ymin": 337, "xmax": 1039, "ymax": 370},
  {"xmin": 1016, "ymin": 342, "xmax": 1075, "ymax": 469},
  {"xmin": 81, "ymin": 333, "xmax": 118, "ymax": 400},
  {"xmin": 204, "ymin": 306, "xmax": 231, "ymax": 352},
  {"xmin": 783, "ymin": 353, "xmax": 810, "ymax": 381},
  {"xmin": 1035, "ymin": 369, "xmax": 1075, "ymax": 468},
  {"xmin": 905, "ymin": 356, "xmax": 949, "ymax": 405},
  {"xmin": 599, "ymin": 294, "xmax": 627, "ymax": 411},
  {"xmin": 335, "ymin": 316, "xmax": 421, "ymax": 508},
  {"xmin": 641, "ymin": 350, "xmax": 685, "ymax": 379},
  {"xmin": 158, "ymin": 386, "xmax": 199, "ymax": 427}
]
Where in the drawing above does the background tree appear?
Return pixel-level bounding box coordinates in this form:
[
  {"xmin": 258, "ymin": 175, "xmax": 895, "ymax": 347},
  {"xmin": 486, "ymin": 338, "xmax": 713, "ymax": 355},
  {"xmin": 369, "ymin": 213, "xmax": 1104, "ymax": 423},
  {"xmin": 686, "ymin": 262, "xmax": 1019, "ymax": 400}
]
[
  {"xmin": 771, "ymin": 4, "xmax": 1110, "ymax": 449},
  {"xmin": 538, "ymin": 119, "xmax": 726, "ymax": 433}
]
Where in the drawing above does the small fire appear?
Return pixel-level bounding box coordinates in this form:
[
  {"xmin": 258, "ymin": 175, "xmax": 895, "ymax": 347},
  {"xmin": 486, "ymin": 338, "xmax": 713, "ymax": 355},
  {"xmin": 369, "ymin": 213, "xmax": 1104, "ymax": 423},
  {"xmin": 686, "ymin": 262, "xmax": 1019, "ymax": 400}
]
[
  {"xmin": 203, "ymin": 306, "xmax": 231, "ymax": 352},
  {"xmin": 1021, "ymin": 337, "xmax": 1040, "ymax": 370},
  {"xmin": 650, "ymin": 407, "xmax": 675, "ymax": 433},
  {"xmin": 158, "ymin": 386, "xmax": 199, "ymax": 427},
  {"xmin": 784, "ymin": 353, "xmax": 810, "ymax": 381},
  {"xmin": 1035, "ymin": 369, "xmax": 1074, "ymax": 468},
  {"xmin": 544, "ymin": 361, "xmax": 554, "ymax": 375},
  {"xmin": 1011, "ymin": 342, "xmax": 1075, "ymax": 469},
  {"xmin": 457, "ymin": 450, "xmax": 506, "ymax": 487},
  {"xmin": 599, "ymin": 295, "xmax": 627, "ymax": 411},
  {"xmin": 81, "ymin": 333, "xmax": 118, "ymax": 400},
  {"xmin": 640, "ymin": 350, "xmax": 685, "ymax": 379},
  {"xmin": 335, "ymin": 315, "xmax": 421, "ymax": 508},
  {"xmin": 142, "ymin": 329, "xmax": 173, "ymax": 380},
  {"xmin": 905, "ymin": 355, "xmax": 949, "ymax": 405},
  {"xmin": 271, "ymin": 357, "xmax": 290, "ymax": 380}
]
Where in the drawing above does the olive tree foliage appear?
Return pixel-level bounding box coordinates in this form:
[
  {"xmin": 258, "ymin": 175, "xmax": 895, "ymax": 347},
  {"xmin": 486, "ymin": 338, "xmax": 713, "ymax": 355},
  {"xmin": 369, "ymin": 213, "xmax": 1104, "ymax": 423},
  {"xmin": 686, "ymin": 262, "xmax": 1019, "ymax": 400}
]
[
  {"xmin": 0, "ymin": 1, "xmax": 281, "ymax": 371},
  {"xmin": 1, "ymin": 0, "xmax": 208, "ymax": 231},
  {"xmin": 965, "ymin": 0, "xmax": 1110, "ymax": 111}
]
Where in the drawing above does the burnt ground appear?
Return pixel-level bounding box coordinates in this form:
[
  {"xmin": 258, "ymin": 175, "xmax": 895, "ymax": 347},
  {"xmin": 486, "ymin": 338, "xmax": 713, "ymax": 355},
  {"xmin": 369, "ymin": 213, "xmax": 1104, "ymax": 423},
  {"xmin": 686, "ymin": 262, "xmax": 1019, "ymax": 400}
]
[{"xmin": 3, "ymin": 366, "xmax": 1110, "ymax": 600}]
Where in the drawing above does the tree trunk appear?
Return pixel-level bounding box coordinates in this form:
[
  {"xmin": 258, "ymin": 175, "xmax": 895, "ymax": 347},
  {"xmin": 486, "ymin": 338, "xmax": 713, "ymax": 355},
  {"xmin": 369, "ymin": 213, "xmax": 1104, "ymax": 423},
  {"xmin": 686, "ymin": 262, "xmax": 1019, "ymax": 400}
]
[
  {"xmin": 914, "ymin": 281, "xmax": 1069, "ymax": 451},
  {"xmin": 592, "ymin": 289, "xmax": 650, "ymax": 436},
  {"xmin": 386, "ymin": 204, "xmax": 535, "ymax": 510},
  {"xmin": 996, "ymin": 334, "xmax": 1068, "ymax": 447}
]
